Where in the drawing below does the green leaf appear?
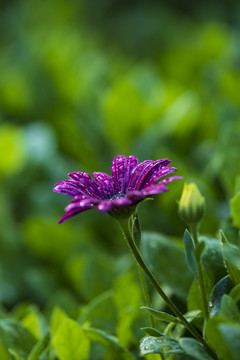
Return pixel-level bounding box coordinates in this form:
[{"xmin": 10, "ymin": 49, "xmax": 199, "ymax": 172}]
[
  {"xmin": 205, "ymin": 317, "xmax": 233, "ymax": 360},
  {"xmin": 83, "ymin": 327, "xmax": 130, "ymax": 354},
  {"xmin": 141, "ymin": 327, "xmax": 165, "ymax": 337},
  {"xmin": 229, "ymin": 283, "xmax": 240, "ymax": 303},
  {"xmin": 184, "ymin": 310, "xmax": 202, "ymax": 322},
  {"xmin": 52, "ymin": 319, "xmax": 90, "ymax": 360},
  {"xmin": 141, "ymin": 307, "xmax": 178, "ymax": 323},
  {"xmin": 230, "ymin": 191, "xmax": 240, "ymax": 228},
  {"xmin": 140, "ymin": 336, "xmax": 183, "ymax": 355},
  {"xmin": 8, "ymin": 349, "xmax": 21, "ymax": 360},
  {"xmin": 79, "ymin": 290, "xmax": 117, "ymax": 334},
  {"xmin": 218, "ymin": 323, "xmax": 240, "ymax": 360},
  {"xmin": 220, "ymin": 230, "xmax": 240, "ymax": 284},
  {"xmin": 113, "ymin": 271, "xmax": 142, "ymax": 347},
  {"xmin": 201, "ymin": 236, "xmax": 226, "ymax": 284},
  {"xmin": 28, "ymin": 332, "xmax": 51, "ymax": 360},
  {"xmin": 208, "ymin": 275, "xmax": 233, "ymax": 317},
  {"xmin": 21, "ymin": 311, "xmax": 42, "ymax": 339},
  {"xmin": 0, "ymin": 342, "xmax": 9, "ymax": 360},
  {"xmin": 206, "ymin": 319, "xmax": 240, "ymax": 360},
  {"xmin": 50, "ymin": 307, "xmax": 69, "ymax": 335},
  {"xmin": 173, "ymin": 310, "xmax": 203, "ymax": 339},
  {"xmin": 188, "ymin": 279, "xmax": 203, "ymax": 311},
  {"xmin": 0, "ymin": 320, "xmax": 37, "ymax": 360},
  {"xmin": 184, "ymin": 229, "xmax": 198, "ymax": 280},
  {"xmin": 179, "ymin": 338, "xmax": 214, "ymax": 360},
  {"xmin": 141, "ymin": 231, "xmax": 193, "ymax": 299},
  {"xmin": 220, "ymin": 295, "xmax": 240, "ymax": 322}
]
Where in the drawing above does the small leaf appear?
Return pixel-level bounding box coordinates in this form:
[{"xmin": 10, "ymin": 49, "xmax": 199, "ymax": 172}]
[
  {"xmin": 141, "ymin": 307, "xmax": 178, "ymax": 323},
  {"xmin": 184, "ymin": 310, "xmax": 202, "ymax": 322},
  {"xmin": 188, "ymin": 279, "xmax": 203, "ymax": 311},
  {"xmin": 184, "ymin": 229, "xmax": 198, "ymax": 280},
  {"xmin": 0, "ymin": 320, "xmax": 37, "ymax": 359},
  {"xmin": 220, "ymin": 230, "xmax": 240, "ymax": 285},
  {"xmin": 201, "ymin": 236, "xmax": 226, "ymax": 284},
  {"xmin": 230, "ymin": 191, "xmax": 240, "ymax": 228},
  {"xmin": 218, "ymin": 323, "xmax": 240, "ymax": 359},
  {"xmin": 179, "ymin": 338, "xmax": 214, "ymax": 360},
  {"xmin": 27, "ymin": 332, "xmax": 51, "ymax": 360},
  {"xmin": 8, "ymin": 349, "xmax": 21, "ymax": 360},
  {"xmin": 208, "ymin": 276, "xmax": 233, "ymax": 317},
  {"xmin": 205, "ymin": 317, "xmax": 233, "ymax": 360},
  {"xmin": 83, "ymin": 327, "xmax": 128, "ymax": 353},
  {"xmin": 52, "ymin": 319, "xmax": 90, "ymax": 360},
  {"xmin": 50, "ymin": 307, "xmax": 68, "ymax": 335},
  {"xmin": 220, "ymin": 295, "xmax": 240, "ymax": 322},
  {"xmin": 141, "ymin": 327, "xmax": 165, "ymax": 337},
  {"xmin": 172, "ymin": 310, "xmax": 202, "ymax": 339},
  {"xmin": 230, "ymin": 283, "xmax": 240, "ymax": 303},
  {"xmin": 141, "ymin": 231, "xmax": 193, "ymax": 299},
  {"xmin": 140, "ymin": 336, "xmax": 183, "ymax": 355}
]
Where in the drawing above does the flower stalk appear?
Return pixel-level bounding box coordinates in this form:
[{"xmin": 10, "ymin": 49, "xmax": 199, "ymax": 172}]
[
  {"xmin": 118, "ymin": 218, "xmax": 217, "ymax": 360},
  {"xmin": 178, "ymin": 183, "xmax": 209, "ymax": 319},
  {"xmin": 130, "ymin": 213, "xmax": 155, "ymax": 328},
  {"xmin": 191, "ymin": 224, "xmax": 209, "ymax": 319}
]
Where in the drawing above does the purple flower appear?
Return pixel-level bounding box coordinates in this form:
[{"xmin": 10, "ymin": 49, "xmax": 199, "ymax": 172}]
[{"xmin": 53, "ymin": 155, "xmax": 183, "ymax": 223}]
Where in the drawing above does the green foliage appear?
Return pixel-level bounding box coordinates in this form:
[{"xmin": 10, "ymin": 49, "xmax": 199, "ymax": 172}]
[
  {"xmin": 0, "ymin": 320, "xmax": 37, "ymax": 359},
  {"xmin": 179, "ymin": 338, "xmax": 213, "ymax": 360},
  {"xmin": 140, "ymin": 335, "xmax": 183, "ymax": 356},
  {"xmin": 141, "ymin": 307, "xmax": 179, "ymax": 323},
  {"xmin": 184, "ymin": 229, "xmax": 199, "ymax": 280},
  {"xmin": 141, "ymin": 231, "xmax": 193, "ymax": 299},
  {"xmin": 1, "ymin": 1, "xmax": 240, "ymax": 359},
  {"xmin": 52, "ymin": 318, "xmax": 90, "ymax": 360},
  {"xmin": 230, "ymin": 192, "xmax": 240, "ymax": 228}
]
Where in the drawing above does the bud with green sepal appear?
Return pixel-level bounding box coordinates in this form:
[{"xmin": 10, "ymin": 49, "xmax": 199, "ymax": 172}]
[
  {"xmin": 178, "ymin": 183, "xmax": 205, "ymax": 228},
  {"xmin": 179, "ymin": 183, "xmax": 209, "ymax": 319}
]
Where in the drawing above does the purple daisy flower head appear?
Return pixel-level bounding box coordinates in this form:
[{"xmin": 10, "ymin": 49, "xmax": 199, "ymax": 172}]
[{"xmin": 53, "ymin": 155, "xmax": 183, "ymax": 223}]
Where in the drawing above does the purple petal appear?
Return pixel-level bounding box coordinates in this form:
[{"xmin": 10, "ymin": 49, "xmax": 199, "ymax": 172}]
[
  {"xmin": 123, "ymin": 156, "xmax": 139, "ymax": 192},
  {"xmin": 67, "ymin": 172, "xmax": 104, "ymax": 199},
  {"xmin": 127, "ymin": 190, "xmax": 146, "ymax": 202},
  {"xmin": 53, "ymin": 180, "xmax": 86, "ymax": 196},
  {"xmin": 129, "ymin": 159, "xmax": 171, "ymax": 191},
  {"xmin": 58, "ymin": 207, "xmax": 92, "ymax": 224},
  {"xmin": 97, "ymin": 200, "xmax": 114, "ymax": 212},
  {"xmin": 139, "ymin": 166, "xmax": 178, "ymax": 189},
  {"xmin": 142, "ymin": 183, "xmax": 169, "ymax": 196},
  {"xmin": 111, "ymin": 155, "xmax": 127, "ymax": 195},
  {"xmin": 68, "ymin": 172, "xmax": 91, "ymax": 181},
  {"xmin": 160, "ymin": 175, "xmax": 184, "ymax": 184},
  {"xmin": 142, "ymin": 175, "xmax": 183, "ymax": 196},
  {"xmin": 65, "ymin": 195, "xmax": 98, "ymax": 212},
  {"xmin": 111, "ymin": 155, "xmax": 138, "ymax": 195},
  {"xmin": 93, "ymin": 172, "xmax": 114, "ymax": 198}
]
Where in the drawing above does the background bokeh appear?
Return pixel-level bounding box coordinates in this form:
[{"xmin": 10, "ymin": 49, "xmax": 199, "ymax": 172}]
[{"xmin": 0, "ymin": 0, "xmax": 240, "ymax": 351}]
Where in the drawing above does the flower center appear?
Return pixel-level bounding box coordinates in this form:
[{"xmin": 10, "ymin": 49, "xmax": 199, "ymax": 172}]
[{"xmin": 110, "ymin": 194, "xmax": 126, "ymax": 200}]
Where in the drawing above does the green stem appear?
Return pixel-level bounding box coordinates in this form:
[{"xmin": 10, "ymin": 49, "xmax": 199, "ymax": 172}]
[
  {"xmin": 191, "ymin": 225, "xmax": 209, "ymax": 320},
  {"xmin": 131, "ymin": 214, "xmax": 155, "ymax": 328},
  {"xmin": 137, "ymin": 263, "xmax": 155, "ymax": 328},
  {"xmin": 118, "ymin": 218, "xmax": 217, "ymax": 360}
]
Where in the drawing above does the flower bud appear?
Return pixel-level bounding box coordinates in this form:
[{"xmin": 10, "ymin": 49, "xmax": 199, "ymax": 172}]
[{"xmin": 178, "ymin": 183, "xmax": 205, "ymax": 226}]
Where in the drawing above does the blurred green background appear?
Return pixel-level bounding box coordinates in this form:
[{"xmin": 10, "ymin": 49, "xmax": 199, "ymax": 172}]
[{"xmin": 0, "ymin": 0, "xmax": 240, "ymax": 332}]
